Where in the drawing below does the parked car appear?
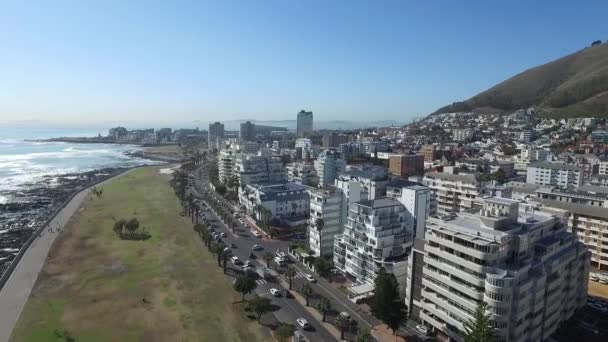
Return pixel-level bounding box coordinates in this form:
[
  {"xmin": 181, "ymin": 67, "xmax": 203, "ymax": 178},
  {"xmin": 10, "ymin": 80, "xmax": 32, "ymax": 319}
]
[
  {"xmin": 305, "ymin": 274, "xmax": 316, "ymax": 283},
  {"xmin": 338, "ymin": 312, "xmax": 350, "ymax": 321},
  {"xmin": 244, "ymin": 260, "xmax": 253, "ymax": 268},
  {"xmin": 251, "ymin": 230, "xmax": 261, "ymax": 238},
  {"xmin": 252, "ymin": 244, "xmax": 263, "ymax": 251},
  {"xmin": 600, "ymin": 278, "xmax": 608, "ymax": 285},
  {"xmin": 220, "ymin": 232, "xmax": 227, "ymax": 238},
  {"xmin": 591, "ymin": 275, "xmax": 599, "ymax": 281},
  {"xmin": 281, "ymin": 289, "xmax": 292, "ymax": 298},
  {"xmin": 416, "ymin": 325, "xmax": 428, "ymax": 335},
  {"xmin": 231, "ymin": 256, "xmax": 242, "ymax": 265},
  {"xmin": 297, "ymin": 318, "xmax": 310, "ymax": 330},
  {"xmin": 270, "ymin": 288, "xmax": 281, "ymax": 297}
]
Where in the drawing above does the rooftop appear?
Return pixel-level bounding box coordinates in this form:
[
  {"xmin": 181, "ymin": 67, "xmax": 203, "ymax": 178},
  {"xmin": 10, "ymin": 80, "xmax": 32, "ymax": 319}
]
[
  {"xmin": 355, "ymin": 197, "xmax": 402, "ymax": 209},
  {"xmin": 541, "ymin": 200, "xmax": 608, "ymax": 220},
  {"xmin": 423, "ymin": 172, "xmax": 479, "ymax": 184}
]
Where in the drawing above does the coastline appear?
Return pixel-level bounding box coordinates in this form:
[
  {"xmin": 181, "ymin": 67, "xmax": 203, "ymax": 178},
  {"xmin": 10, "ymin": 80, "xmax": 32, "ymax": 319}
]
[{"xmin": 0, "ymin": 166, "xmax": 157, "ymax": 342}]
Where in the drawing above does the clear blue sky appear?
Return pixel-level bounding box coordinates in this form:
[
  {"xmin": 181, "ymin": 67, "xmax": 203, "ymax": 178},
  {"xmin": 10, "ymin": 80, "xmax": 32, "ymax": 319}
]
[{"xmin": 0, "ymin": 0, "xmax": 606, "ymax": 127}]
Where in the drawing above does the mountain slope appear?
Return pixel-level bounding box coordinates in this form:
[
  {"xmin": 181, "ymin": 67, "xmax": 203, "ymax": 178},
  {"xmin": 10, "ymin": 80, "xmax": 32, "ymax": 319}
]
[{"xmin": 434, "ymin": 43, "xmax": 608, "ymax": 117}]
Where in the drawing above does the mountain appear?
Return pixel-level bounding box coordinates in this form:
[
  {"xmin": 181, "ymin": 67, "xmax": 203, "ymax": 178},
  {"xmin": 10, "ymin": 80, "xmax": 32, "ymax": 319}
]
[{"xmin": 434, "ymin": 42, "xmax": 608, "ymax": 117}]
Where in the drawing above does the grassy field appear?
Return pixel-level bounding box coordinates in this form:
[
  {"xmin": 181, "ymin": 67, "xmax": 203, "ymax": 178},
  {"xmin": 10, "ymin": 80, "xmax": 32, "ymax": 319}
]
[{"xmin": 10, "ymin": 167, "xmax": 270, "ymax": 342}]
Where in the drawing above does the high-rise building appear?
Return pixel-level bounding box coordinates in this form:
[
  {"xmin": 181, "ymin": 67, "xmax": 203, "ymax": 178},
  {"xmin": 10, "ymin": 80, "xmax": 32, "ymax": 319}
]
[
  {"xmin": 422, "ymin": 172, "xmax": 482, "ymax": 216},
  {"xmin": 406, "ymin": 197, "xmax": 590, "ymax": 342},
  {"xmin": 308, "ymin": 187, "xmax": 344, "ymax": 257},
  {"xmin": 333, "ymin": 198, "xmax": 413, "ymax": 287},
  {"xmin": 296, "ymin": 110, "xmax": 314, "ymax": 138},
  {"xmin": 233, "ymin": 154, "xmax": 286, "ymax": 186},
  {"xmin": 208, "ymin": 122, "xmax": 224, "ymax": 150},
  {"xmin": 389, "ymin": 154, "xmax": 424, "ymax": 177},
  {"xmin": 239, "ymin": 121, "xmax": 256, "ymax": 142},
  {"xmin": 422, "ymin": 145, "xmax": 437, "ymax": 162},
  {"xmin": 287, "ymin": 162, "xmax": 318, "ymax": 186},
  {"xmin": 314, "ymin": 149, "xmax": 346, "ymax": 187}
]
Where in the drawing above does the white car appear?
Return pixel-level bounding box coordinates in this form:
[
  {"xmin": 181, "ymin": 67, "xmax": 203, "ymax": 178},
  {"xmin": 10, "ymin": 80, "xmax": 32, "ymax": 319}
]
[
  {"xmin": 270, "ymin": 288, "xmax": 281, "ymax": 297},
  {"xmin": 231, "ymin": 256, "xmax": 242, "ymax": 265},
  {"xmin": 305, "ymin": 274, "xmax": 316, "ymax": 283},
  {"xmin": 296, "ymin": 318, "xmax": 310, "ymax": 329},
  {"xmin": 416, "ymin": 324, "xmax": 428, "ymax": 335},
  {"xmin": 220, "ymin": 232, "xmax": 227, "ymax": 238},
  {"xmin": 338, "ymin": 312, "xmax": 350, "ymax": 321},
  {"xmin": 244, "ymin": 260, "xmax": 253, "ymax": 268},
  {"xmin": 591, "ymin": 275, "xmax": 600, "ymax": 281},
  {"xmin": 600, "ymin": 278, "xmax": 608, "ymax": 285},
  {"xmin": 251, "ymin": 230, "xmax": 261, "ymax": 237}
]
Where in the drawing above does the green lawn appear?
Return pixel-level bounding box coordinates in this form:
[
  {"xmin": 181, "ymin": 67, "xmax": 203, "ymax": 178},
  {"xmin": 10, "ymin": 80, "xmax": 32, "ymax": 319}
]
[{"xmin": 10, "ymin": 167, "xmax": 270, "ymax": 342}]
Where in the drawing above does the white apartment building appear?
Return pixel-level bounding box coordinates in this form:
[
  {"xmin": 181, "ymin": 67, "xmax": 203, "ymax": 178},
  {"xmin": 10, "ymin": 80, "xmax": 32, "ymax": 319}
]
[
  {"xmin": 308, "ymin": 187, "xmax": 344, "ymax": 257},
  {"xmin": 218, "ymin": 148, "xmax": 239, "ymax": 183},
  {"xmin": 421, "ymin": 172, "xmax": 482, "ymax": 216},
  {"xmin": 239, "ymin": 183, "xmax": 309, "ymax": 226},
  {"xmin": 315, "ymin": 149, "xmax": 346, "ymax": 187},
  {"xmin": 295, "ymin": 138, "xmax": 317, "ymax": 160},
  {"xmin": 526, "ymin": 162, "xmax": 583, "ymax": 188},
  {"xmin": 337, "ymin": 165, "xmax": 389, "ymax": 200},
  {"xmin": 520, "ymin": 146, "xmax": 548, "ymax": 162},
  {"xmin": 452, "ymin": 128, "xmax": 473, "ymax": 142},
  {"xmin": 286, "ymin": 162, "xmax": 318, "ymax": 186},
  {"xmin": 386, "ymin": 179, "xmax": 432, "ymax": 240},
  {"xmin": 599, "ymin": 161, "xmax": 608, "ymax": 175},
  {"xmin": 333, "ymin": 198, "xmax": 413, "ymax": 288},
  {"xmin": 407, "ymin": 197, "xmax": 590, "ymax": 342},
  {"xmin": 234, "ymin": 154, "xmax": 286, "ymax": 186}
]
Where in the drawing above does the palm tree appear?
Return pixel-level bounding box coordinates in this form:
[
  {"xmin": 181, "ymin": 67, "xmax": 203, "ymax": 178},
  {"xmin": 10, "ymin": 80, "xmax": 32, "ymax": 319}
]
[
  {"xmin": 335, "ymin": 313, "xmax": 350, "ymax": 340},
  {"xmin": 286, "ymin": 266, "xmax": 296, "ymax": 290},
  {"xmin": 263, "ymin": 252, "xmax": 274, "ymax": 268},
  {"xmin": 316, "ymin": 297, "xmax": 331, "ymax": 322},
  {"xmin": 300, "ymin": 284, "xmax": 313, "ymax": 306}
]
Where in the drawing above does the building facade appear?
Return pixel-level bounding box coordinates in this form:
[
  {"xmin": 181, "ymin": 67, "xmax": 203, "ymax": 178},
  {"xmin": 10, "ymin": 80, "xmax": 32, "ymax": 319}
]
[
  {"xmin": 389, "ymin": 154, "xmax": 425, "ymax": 178},
  {"xmin": 208, "ymin": 122, "xmax": 225, "ymax": 150},
  {"xmin": 314, "ymin": 149, "xmax": 346, "ymax": 187},
  {"xmin": 233, "ymin": 154, "xmax": 286, "ymax": 186},
  {"xmin": 240, "ymin": 183, "xmax": 310, "ymax": 226},
  {"xmin": 422, "ymin": 172, "xmax": 482, "ymax": 216},
  {"xmin": 296, "ymin": 110, "xmax": 314, "ymax": 138},
  {"xmin": 526, "ymin": 162, "xmax": 583, "ymax": 188},
  {"xmin": 308, "ymin": 187, "xmax": 344, "ymax": 257},
  {"xmin": 286, "ymin": 162, "xmax": 318, "ymax": 186},
  {"xmin": 407, "ymin": 198, "xmax": 590, "ymax": 342},
  {"xmin": 239, "ymin": 121, "xmax": 256, "ymax": 142}
]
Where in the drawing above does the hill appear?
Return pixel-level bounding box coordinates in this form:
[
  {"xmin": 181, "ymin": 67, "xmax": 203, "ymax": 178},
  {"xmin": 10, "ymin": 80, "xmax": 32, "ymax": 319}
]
[{"xmin": 434, "ymin": 42, "xmax": 608, "ymax": 118}]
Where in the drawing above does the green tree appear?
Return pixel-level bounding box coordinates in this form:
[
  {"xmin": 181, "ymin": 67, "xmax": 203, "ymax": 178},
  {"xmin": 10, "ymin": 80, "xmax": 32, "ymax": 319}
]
[
  {"xmin": 275, "ymin": 324, "xmax": 295, "ymax": 342},
  {"xmin": 300, "ymin": 283, "xmax": 313, "ymax": 306},
  {"xmin": 263, "ymin": 252, "xmax": 274, "ymax": 268},
  {"xmin": 125, "ymin": 217, "xmax": 140, "ymax": 236},
  {"xmin": 112, "ymin": 218, "xmax": 126, "ymax": 236},
  {"xmin": 335, "ymin": 313, "xmax": 350, "ymax": 340},
  {"xmin": 233, "ymin": 276, "xmax": 257, "ymax": 302},
  {"xmin": 286, "ymin": 266, "xmax": 296, "ymax": 290},
  {"xmin": 249, "ymin": 296, "xmax": 272, "ymax": 322},
  {"xmin": 386, "ymin": 301, "xmax": 408, "ymax": 338},
  {"xmin": 355, "ymin": 329, "xmax": 372, "ymax": 342},
  {"xmin": 316, "ymin": 297, "xmax": 331, "ymax": 322},
  {"xmin": 370, "ymin": 266, "xmax": 407, "ymax": 335},
  {"xmin": 464, "ymin": 302, "xmax": 497, "ymax": 342},
  {"xmin": 314, "ymin": 257, "xmax": 333, "ymax": 278},
  {"xmin": 315, "ymin": 218, "xmax": 324, "ymax": 231}
]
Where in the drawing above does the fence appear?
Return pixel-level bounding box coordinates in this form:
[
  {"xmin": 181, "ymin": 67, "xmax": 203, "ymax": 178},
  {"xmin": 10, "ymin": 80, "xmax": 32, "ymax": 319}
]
[{"xmin": 0, "ymin": 166, "xmax": 144, "ymax": 291}]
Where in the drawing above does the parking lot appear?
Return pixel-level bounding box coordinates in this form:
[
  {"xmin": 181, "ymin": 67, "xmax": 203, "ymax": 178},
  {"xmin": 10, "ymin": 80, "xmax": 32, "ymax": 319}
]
[{"xmin": 554, "ymin": 296, "xmax": 608, "ymax": 342}]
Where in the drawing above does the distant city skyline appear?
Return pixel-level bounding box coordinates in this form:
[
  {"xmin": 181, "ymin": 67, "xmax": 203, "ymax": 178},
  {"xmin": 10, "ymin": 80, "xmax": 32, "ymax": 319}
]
[{"xmin": 1, "ymin": 1, "xmax": 607, "ymax": 126}]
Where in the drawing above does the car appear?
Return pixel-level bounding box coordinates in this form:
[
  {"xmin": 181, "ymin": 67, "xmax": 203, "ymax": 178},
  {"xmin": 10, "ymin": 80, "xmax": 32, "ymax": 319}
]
[
  {"xmin": 590, "ymin": 275, "xmax": 600, "ymax": 281},
  {"xmin": 251, "ymin": 230, "xmax": 261, "ymax": 237},
  {"xmin": 223, "ymin": 247, "xmax": 232, "ymax": 254},
  {"xmin": 220, "ymin": 232, "xmax": 227, "ymax": 237},
  {"xmin": 274, "ymin": 257, "xmax": 287, "ymax": 266},
  {"xmin": 296, "ymin": 318, "xmax": 310, "ymax": 329},
  {"xmin": 600, "ymin": 278, "xmax": 608, "ymax": 285},
  {"xmin": 252, "ymin": 244, "xmax": 263, "ymax": 251},
  {"xmin": 231, "ymin": 256, "xmax": 242, "ymax": 265},
  {"xmin": 338, "ymin": 312, "xmax": 350, "ymax": 321},
  {"xmin": 416, "ymin": 324, "xmax": 429, "ymax": 335},
  {"xmin": 270, "ymin": 288, "xmax": 281, "ymax": 297},
  {"xmin": 281, "ymin": 289, "xmax": 292, "ymax": 298},
  {"xmin": 305, "ymin": 274, "xmax": 316, "ymax": 283},
  {"xmin": 244, "ymin": 260, "xmax": 253, "ymax": 268}
]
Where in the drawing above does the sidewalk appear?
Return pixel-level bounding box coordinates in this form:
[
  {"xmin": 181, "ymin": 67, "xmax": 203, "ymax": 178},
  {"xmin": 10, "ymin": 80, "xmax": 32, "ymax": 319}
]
[{"xmin": 0, "ymin": 170, "xmax": 133, "ymax": 342}]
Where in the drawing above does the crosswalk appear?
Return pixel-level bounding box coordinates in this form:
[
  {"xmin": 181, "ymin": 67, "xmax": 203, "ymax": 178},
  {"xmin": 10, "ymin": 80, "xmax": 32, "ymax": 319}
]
[{"xmin": 255, "ymin": 270, "xmax": 309, "ymax": 286}]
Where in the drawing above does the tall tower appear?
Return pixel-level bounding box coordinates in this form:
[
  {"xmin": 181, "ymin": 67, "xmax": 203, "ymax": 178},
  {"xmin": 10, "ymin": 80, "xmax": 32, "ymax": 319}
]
[
  {"xmin": 208, "ymin": 122, "xmax": 224, "ymax": 150},
  {"xmin": 296, "ymin": 110, "xmax": 313, "ymax": 138}
]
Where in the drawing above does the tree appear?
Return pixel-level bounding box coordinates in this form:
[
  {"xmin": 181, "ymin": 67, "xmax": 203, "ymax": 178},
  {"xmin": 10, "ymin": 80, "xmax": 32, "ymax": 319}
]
[
  {"xmin": 275, "ymin": 323, "xmax": 295, "ymax": 342},
  {"xmin": 386, "ymin": 301, "xmax": 408, "ymax": 338},
  {"xmin": 113, "ymin": 218, "xmax": 126, "ymax": 236},
  {"xmin": 233, "ymin": 276, "xmax": 257, "ymax": 302},
  {"xmin": 263, "ymin": 252, "xmax": 274, "ymax": 268},
  {"xmin": 335, "ymin": 313, "xmax": 350, "ymax": 340},
  {"xmin": 356, "ymin": 329, "xmax": 372, "ymax": 342},
  {"xmin": 249, "ymin": 296, "xmax": 272, "ymax": 322},
  {"xmin": 125, "ymin": 217, "xmax": 140, "ymax": 236},
  {"xmin": 370, "ymin": 267, "xmax": 400, "ymax": 321},
  {"xmin": 464, "ymin": 302, "xmax": 497, "ymax": 342},
  {"xmin": 286, "ymin": 266, "xmax": 296, "ymax": 290},
  {"xmin": 315, "ymin": 218, "xmax": 324, "ymax": 231},
  {"xmin": 213, "ymin": 243, "xmax": 226, "ymax": 266},
  {"xmin": 314, "ymin": 257, "xmax": 333, "ymax": 278},
  {"xmin": 316, "ymin": 297, "xmax": 331, "ymax": 322},
  {"xmin": 300, "ymin": 283, "xmax": 313, "ymax": 306}
]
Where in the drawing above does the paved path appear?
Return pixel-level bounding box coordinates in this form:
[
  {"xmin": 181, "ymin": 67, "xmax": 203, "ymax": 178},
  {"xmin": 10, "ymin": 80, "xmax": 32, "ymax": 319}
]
[{"xmin": 0, "ymin": 170, "xmax": 134, "ymax": 342}]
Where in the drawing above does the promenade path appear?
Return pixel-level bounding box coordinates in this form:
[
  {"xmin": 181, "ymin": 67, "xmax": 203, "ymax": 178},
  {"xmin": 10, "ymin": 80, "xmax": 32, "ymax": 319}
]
[{"xmin": 0, "ymin": 170, "xmax": 134, "ymax": 342}]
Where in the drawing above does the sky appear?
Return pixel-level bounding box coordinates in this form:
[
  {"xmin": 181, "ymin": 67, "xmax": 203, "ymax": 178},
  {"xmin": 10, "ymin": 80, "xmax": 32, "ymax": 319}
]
[{"xmin": 0, "ymin": 0, "xmax": 607, "ymax": 128}]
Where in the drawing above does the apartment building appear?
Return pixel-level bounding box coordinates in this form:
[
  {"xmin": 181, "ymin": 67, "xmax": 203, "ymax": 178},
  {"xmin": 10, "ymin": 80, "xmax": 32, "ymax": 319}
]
[
  {"xmin": 336, "ymin": 165, "xmax": 388, "ymax": 200},
  {"xmin": 296, "ymin": 110, "xmax": 314, "ymax": 138},
  {"xmin": 314, "ymin": 149, "xmax": 346, "ymax": 187},
  {"xmin": 218, "ymin": 148, "xmax": 239, "ymax": 183},
  {"xmin": 490, "ymin": 161, "xmax": 515, "ymax": 178},
  {"xmin": 389, "ymin": 154, "xmax": 424, "ymax": 177},
  {"xmin": 452, "ymin": 128, "xmax": 473, "ymax": 142},
  {"xmin": 385, "ymin": 179, "xmax": 431, "ymax": 239},
  {"xmin": 286, "ymin": 162, "xmax": 318, "ymax": 186},
  {"xmin": 526, "ymin": 162, "xmax": 583, "ymax": 188},
  {"xmin": 208, "ymin": 122, "xmax": 224, "ymax": 150},
  {"xmin": 422, "ymin": 145, "xmax": 437, "ymax": 162},
  {"xmin": 599, "ymin": 161, "xmax": 608, "ymax": 175},
  {"xmin": 407, "ymin": 197, "xmax": 590, "ymax": 342},
  {"xmin": 455, "ymin": 158, "xmax": 489, "ymax": 173},
  {"xmin": 233, "ymin": 154, "xmax": 286, "ymax": 186},
  {"xmin": 333, "ymin": 198, "xmax": 413, "ymax": 288},
  {"xmin": 239, "ymin": 121, "xmax": 256, "ymax": 141},
  {"xmin": 421, "ymin": 172, "xmax": 482, "ymax": 216},
  {"xmin": 239, "ymin": 183, "xmax": 309, "ymax": 226},
  {"xmin": 308, "ymin": 186, "xmax": 345, "ymax": 257}
]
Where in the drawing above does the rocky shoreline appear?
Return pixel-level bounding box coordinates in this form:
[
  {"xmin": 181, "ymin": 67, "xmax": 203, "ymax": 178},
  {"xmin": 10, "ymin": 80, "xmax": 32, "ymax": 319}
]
[{"xmin": 0, "ymin": 167, "xmax": 128, "ymax": 275}]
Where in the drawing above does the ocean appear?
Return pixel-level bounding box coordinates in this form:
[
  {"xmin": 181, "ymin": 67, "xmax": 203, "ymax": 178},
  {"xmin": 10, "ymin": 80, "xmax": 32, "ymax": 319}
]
[{"xmin": 0, "ymin": 128, "xmax": 160, "ymax": 203}]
